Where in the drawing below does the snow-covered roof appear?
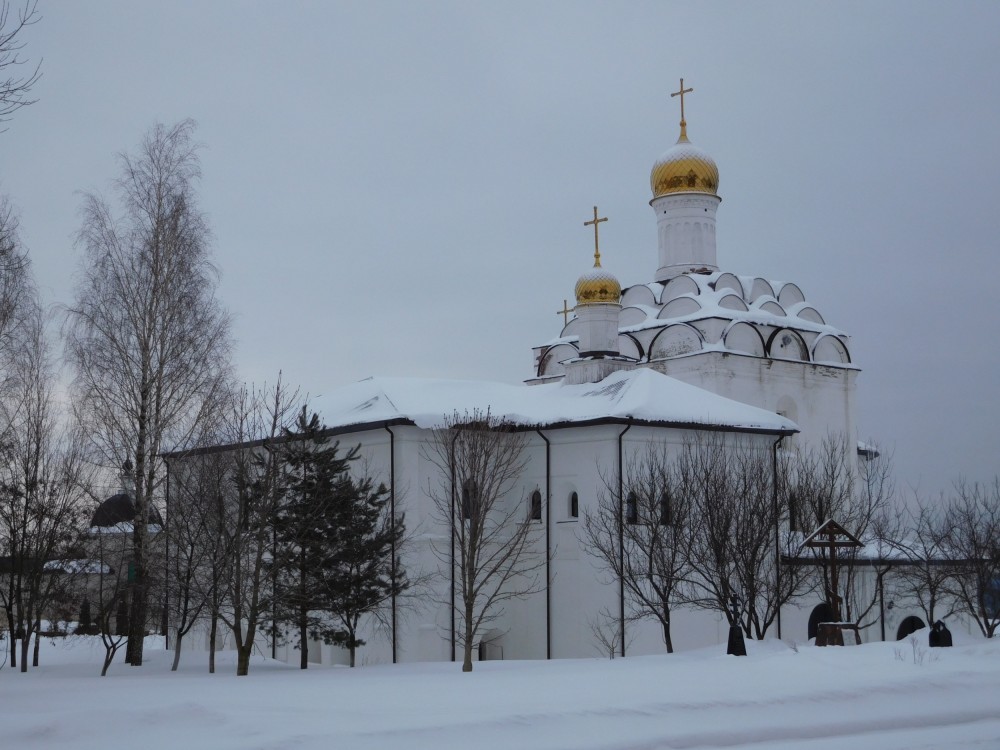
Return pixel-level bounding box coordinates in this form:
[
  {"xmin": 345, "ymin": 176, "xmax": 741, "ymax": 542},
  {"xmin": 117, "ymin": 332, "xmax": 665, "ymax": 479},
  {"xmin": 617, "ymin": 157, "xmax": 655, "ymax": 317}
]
[
  {"xmin": 536, "ymin": 270, "xmax": 854, "ymax": 372},
  {"xmin": 44, "ymin": 558, "xmax": 112, "ymax": 575},
  {"xmin": 618, "ymin": 272, "xmax": 846, "ymax": 337},
  {"xmin": 309, "ymin": 367, "xmax": 797, "ymax": 434}
]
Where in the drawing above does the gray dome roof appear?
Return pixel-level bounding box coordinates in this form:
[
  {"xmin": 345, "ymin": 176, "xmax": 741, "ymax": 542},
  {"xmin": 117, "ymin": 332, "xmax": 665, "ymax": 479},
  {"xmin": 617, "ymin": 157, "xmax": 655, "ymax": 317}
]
[{"xmin": 90, "ymin": 493, "xmax": 163, "ymax": 528}]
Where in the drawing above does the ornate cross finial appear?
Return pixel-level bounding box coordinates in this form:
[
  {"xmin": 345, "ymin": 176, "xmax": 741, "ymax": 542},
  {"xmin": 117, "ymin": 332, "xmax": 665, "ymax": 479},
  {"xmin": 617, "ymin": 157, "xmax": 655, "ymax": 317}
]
[
  {"xmin": 556, "ymin": 299, "xmax": 573, "ymax": 325},
  {"xmin": 583, "ymin": 205, "xmax": 608, "ymax": 267},
  {"xmin": 671, "ymin": 78, "xmax": 693, "ymax": 138}
]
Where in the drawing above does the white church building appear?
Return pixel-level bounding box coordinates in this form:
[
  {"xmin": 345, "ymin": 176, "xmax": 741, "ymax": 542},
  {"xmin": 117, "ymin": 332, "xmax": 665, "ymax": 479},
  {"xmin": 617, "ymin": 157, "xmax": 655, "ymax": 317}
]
[{"xmin": 176, "ymin": 83, "xmax": 902, "ymax": 666}]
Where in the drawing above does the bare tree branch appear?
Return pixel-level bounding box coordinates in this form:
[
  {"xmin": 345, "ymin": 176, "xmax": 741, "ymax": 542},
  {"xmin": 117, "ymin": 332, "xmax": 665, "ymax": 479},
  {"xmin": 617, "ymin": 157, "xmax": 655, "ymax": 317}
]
[
  {"xmin": 789, "ymin": 436, "xmax": 897, "ymax": 629},
  {"xmin": 423, "ymin": 410, "xmax": 544, "ymax": 672},
  {"xmin": 213, "ymin": 378, "xmax": 299, "ymax": 676},
  {"xmin": 884, "ymin": 495, "xmax": 958, "ymax": 626},
  {"xmin": 0, "ymin": 1, "xmax": 41, "ymax": 128},
  {"xmin": 582, "ymin": 442, "xmax": 692, "ymax": 653},
  {"xmin": 943, "ymin": 479, "xmax": 1000, "ymax": 637},
  {"xmin": 680, "ymin": 435, "xmax": 808, "ymax": 640},
  {"xmin": 65, "ymin": 120, "xmax": 232, "ymax": 667}
]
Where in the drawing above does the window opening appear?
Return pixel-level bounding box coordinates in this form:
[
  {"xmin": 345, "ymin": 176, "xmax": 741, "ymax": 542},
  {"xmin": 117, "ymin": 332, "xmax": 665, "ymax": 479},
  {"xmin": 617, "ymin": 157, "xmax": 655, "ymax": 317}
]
[
  {"xmin": 530, "ymin": 490, "xmax": 542, "ymax": 521},
  {"xmin": 626, "ymin": 492, "xmax": 638, "ymax": 524},
  {"xmin": 659, "ymin": 490, "xmax": 672, "ymax": 526},
  {"xmin": 461, "ymin": 479, "xmax": 478, "ymax": 521}
]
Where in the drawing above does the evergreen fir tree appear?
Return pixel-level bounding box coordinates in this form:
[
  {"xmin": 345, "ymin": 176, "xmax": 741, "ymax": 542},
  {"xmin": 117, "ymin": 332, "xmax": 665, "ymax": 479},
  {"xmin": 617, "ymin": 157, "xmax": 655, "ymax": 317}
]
[
  {"xmin": 271, "ymin": 407, "xmax": 408, "ymax": 668},
  {"xmin": 317, "ymin": 469, "xmax": 408, "ymax": 667},
  {"xmin": 271, "ymin": 408, "xmax": 357, "ymax": 669}
]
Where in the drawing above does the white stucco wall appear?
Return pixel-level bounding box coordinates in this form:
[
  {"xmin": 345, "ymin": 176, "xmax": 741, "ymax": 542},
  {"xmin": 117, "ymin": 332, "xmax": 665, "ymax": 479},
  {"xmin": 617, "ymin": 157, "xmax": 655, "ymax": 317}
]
[{"xmin": 652, "ymin": 192, "xmax": 721, "ymax": 280}]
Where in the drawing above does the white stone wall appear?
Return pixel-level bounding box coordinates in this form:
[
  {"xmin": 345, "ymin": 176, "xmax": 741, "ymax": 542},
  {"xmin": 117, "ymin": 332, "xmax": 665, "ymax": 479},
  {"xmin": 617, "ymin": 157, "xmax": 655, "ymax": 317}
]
[
  {"xmin": 172, "ymin": 416, "xmax": 988, "ymax": 667},
  {"xmin": 648, "ymin": 351, "xmax": 859, "ymax": 461},
  {"xmin": 576, "ymin": 302, "xmax": 621, "ymax": 357},
  {"xmin": 652, "ymin": 192, "xmax": 721, "ymax": 281}
]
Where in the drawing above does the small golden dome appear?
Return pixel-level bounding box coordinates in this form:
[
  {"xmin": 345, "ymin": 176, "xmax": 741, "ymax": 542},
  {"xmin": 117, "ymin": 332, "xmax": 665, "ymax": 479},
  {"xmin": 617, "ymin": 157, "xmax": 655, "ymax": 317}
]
[
  {"xmin": 575, "ymin": 264, "xmax": 621, "ymax": 306},
  {"xmin": 650, "ymin": 126, "xmax": 719, "ymax": 198}
]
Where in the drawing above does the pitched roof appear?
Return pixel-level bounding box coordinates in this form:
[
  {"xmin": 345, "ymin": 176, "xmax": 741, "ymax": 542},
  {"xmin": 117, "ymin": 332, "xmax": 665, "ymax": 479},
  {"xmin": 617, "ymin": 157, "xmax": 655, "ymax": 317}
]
[{"xmin": 309, "ymin": 367, "xmax": 798, "ymax": 434}]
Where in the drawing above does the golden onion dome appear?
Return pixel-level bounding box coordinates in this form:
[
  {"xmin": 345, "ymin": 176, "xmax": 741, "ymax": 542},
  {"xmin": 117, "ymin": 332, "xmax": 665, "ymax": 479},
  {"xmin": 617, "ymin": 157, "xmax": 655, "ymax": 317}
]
[
  {"xmin": 574, "ymin": 262, "xmax": 621, "ymax": 306},
  {"xmin": 650, "ymin": 125, "xmax": 719, "ymax": 199}
]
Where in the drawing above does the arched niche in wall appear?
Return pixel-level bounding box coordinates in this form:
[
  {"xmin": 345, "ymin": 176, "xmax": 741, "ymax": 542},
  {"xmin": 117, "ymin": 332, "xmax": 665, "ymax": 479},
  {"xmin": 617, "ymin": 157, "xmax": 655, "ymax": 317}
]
[
  {"xmin": 767, "ymin": 328, "xmax": 810, "ymax": 361},
  {"xmin": 754, "ymin": 299, "xmax": 786, "ymax": 317},
  {"xmin": 621, "ymin": 284, "xmax": 657, "ymax": 308},
  {"xmin": 787, "ymin": 303, "xmax": 825, "ymax": 324},
  {"xmin": 659, "ymin": 296, "xmax": 701, "ymax": 319},
  {"xmin": 777, "ymin": 282, "xmax": 806, "ymax": 306},
  {"xmin": 619, "ymin": 306, "xmax": 648, "ymax": 327},
  {"xmin": 714, "ymin": 272, "xmax": 744, "ymax": 297},
  {"xmin": 649, "ymin": 323, "xmax": 703, "ymax": 360},
  {"xmin": 723, "ymin": 321, "xmax": 765, "ymax": 357},
  {"xmin": 812, "ymin": 334, "xmax": 851, "ymax": 364},
  {"xmin": 660, "ymin": 274, "xmax": 699, "ymax": 304},
  {"xmin": 718, "ymin": 293, "xmax": 749, "ymax": 312},
  {"xmin": 561, "ymin": 317, "xmax": 582, "ymax": 338},
  {"xmin": 749, "ymin": 277, "xmax": 775, "ymax": 303},
  {"xmin": 618, "ymin": 334, "xmax": 642, "ymax": 360},
  {"xmin": 537, "ymin": 343, "xmax": 579, "ymax": 377}
]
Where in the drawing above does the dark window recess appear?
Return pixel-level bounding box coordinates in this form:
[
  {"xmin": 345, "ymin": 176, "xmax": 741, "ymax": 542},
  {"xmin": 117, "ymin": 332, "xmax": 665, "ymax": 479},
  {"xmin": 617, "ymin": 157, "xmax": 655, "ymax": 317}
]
[
  {"xmin": 461, "ymin": 479, "xmax": 478, "ymax": 521},
  {"xmin": 570, "ymin": 491, "xmax": 579, "ymax": 519},
  {"xmin": 984, "ymin": 578, "xmax": 1000, "ymax": 619},
  {"xmin": 530, "ymin": 490, "xmax": 542, "ymax": 521},
  {"xmin": 659, "ymin": 491, "xmax": 672, "ymax": 526},
  {"xmin": 788, "ymin": 492, "xmax": 802, "ymax": 533},
  {"xmin": 626, "ymin": 492, "xmax": 638, "ymax": 524}
]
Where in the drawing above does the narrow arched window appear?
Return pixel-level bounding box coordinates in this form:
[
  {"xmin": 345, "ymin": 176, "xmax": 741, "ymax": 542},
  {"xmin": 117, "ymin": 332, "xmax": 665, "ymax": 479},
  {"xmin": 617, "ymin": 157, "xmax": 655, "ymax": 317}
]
[
  {"xmin": 530, "ymin": 490, "xmax": 542, "ymax": 521},
  {"xmin": 788, "ymin": 491, "xmax": 801, "ymax": 533},
  {"xmin": 461, "ymin": 479, "xmax": 478, "ymax": 521},
  {"xmin": 659, "ymin": 490, "xmax": 672, "ymax": 526},
  {"xmin": 626, "ymin": 492, "xmax": 638, "ymax": 524},
  {"xmin": 569, "ymin": 491, "xmax": 579, "ymax": 519}
]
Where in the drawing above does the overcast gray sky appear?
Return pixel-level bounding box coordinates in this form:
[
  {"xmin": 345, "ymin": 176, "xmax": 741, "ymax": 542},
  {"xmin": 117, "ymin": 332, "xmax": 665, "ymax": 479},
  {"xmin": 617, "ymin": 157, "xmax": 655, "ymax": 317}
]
[{"xmin": 2, "ymin": 1, "xmax": 998, "ymax": 497}]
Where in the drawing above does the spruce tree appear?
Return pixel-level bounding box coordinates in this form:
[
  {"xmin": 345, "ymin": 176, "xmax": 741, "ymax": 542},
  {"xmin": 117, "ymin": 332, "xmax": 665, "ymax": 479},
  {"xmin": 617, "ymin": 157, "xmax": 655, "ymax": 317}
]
[
  {"xmin": 317, "ymin": 468, "xmax": 407, "ymax": 667},
  {"xmin": 271, "ymin": 408, "xmax": 356, "ymax": 669},
  {"xmin": 272, "ymin": 408, "xmax": 407, "ymax": 668}
]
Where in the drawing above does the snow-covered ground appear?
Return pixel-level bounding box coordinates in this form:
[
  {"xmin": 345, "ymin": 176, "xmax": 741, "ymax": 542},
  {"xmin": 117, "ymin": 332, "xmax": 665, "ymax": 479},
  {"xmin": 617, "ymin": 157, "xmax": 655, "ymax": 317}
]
[{"xmin": 2, "ymin": 634, "xmax": 998, "ymax": 749}]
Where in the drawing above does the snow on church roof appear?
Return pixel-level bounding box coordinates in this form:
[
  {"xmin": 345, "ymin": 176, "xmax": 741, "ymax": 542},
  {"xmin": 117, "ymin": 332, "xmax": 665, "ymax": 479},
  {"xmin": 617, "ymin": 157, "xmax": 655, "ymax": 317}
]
[
  {"xmin": 309, "ymin": 367, "xmax": 797, "ymax": 434},
  {"xmin": 535, "ymin": 270, "xmax": 854, "ymax": 377}
]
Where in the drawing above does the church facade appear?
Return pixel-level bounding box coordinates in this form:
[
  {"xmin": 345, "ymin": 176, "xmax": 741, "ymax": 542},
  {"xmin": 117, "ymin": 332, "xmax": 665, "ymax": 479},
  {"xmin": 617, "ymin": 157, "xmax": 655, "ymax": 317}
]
[{"xmin": 172, "ymin": 83, "xmax": 931, "ymax": 667}]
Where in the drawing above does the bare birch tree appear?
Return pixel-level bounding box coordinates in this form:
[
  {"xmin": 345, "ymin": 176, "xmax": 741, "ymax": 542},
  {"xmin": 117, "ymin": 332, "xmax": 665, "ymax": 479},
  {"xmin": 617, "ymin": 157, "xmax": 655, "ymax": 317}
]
[
  {"xmin": 166, "ymin": 441, "xmax": 237, "ymax": 674},
  {"xmin": 0, "ymin": 195, "xmax": 33, "ymax": 403},
  {"xmin": 425, "ymin": 410, "xmax": 543, "ymax": 672},
  {"xmin": 0, "ymin": 199, "xmax": 33, "ymax": 668},
  {"xmin": 681, "ymin": 436, "xmax": 807, "ymax": 640},
  {"xmin": 65, "ymin": 120, "xmax": 232, "ymax": 666},
  {"xmin": 215, "ymin": 379, "xmax": 298, "ymax": 676},
  {"xmin": 943, "ymin": 479, "xmax": 1000, "ymax": 638},
  {"xmin": 0, "ymin": 259, "xmax": 93, "ymax": 671},
  {"xmin": 92, "ymin": 526, "xmax": 131, "ymax": 676},
  {"xmin": 163, "ymin": 448, "xmax": 221, "ymax": 671},
  {"xmin": 582, "ymin": 442, "xmax": 692, "ymax": 653},
  {"xmin": 789, "ymin": 436, "xmax": 896, "ymax": 628},
  {"xmin": 885, "ymin": 497, "xmax": 957, "ymax": 627}
]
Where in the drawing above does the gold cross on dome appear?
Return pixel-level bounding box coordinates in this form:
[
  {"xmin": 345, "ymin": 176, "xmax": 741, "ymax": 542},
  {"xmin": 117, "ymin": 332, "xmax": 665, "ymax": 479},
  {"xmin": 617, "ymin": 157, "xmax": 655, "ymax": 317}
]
[
  {"xmin": 556, "ymin": 299, "xmax": 573, "ymax": 325},
  {"xmin": 583, "ymin": 206, "xmax": 608, "ymax": 267},
  {"xmin": 671, "ymin": 78, "xmax": 693, "ymax": 126}
]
